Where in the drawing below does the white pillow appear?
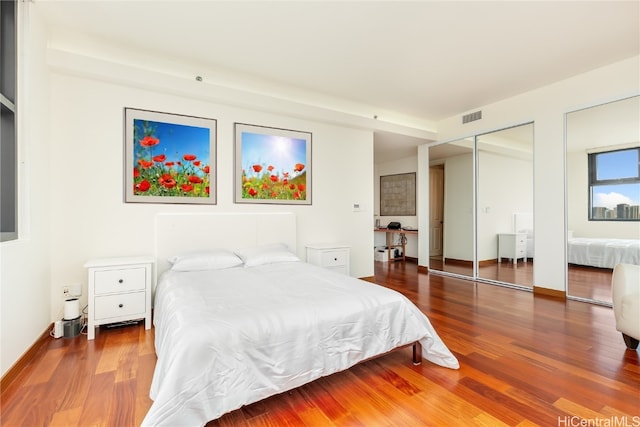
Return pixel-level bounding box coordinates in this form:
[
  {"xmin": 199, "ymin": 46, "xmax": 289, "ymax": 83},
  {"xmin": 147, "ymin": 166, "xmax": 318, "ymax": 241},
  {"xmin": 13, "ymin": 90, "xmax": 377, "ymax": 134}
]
[
  {"xmin": 235, "ymin": 243, "xmax": 300, "ymax": 267},
  {"xmin": 169, "ymin": 249, "xmax": 243, "ymax": 271}
]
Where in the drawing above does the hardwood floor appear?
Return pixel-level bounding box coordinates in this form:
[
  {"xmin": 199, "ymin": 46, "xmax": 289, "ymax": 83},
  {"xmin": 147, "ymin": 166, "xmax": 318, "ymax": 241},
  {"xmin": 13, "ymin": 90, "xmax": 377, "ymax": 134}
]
[
  {"xmin": 1, "ymin": 262, "xmax": 638, "ymax": 426},
  {"xmin": 430, "ymin": 257, "xmax": 614, "ymax": 304},
  {"xmin": 567, "ymin": 264, "xmax": 613, "ymax": 304}
]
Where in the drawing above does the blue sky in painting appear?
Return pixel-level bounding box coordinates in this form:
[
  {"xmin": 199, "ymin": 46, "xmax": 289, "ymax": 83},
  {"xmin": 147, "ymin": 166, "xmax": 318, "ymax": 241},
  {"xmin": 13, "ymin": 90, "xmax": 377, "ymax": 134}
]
[
  {"xmin": 134, "ymin": 119, "xmax": 210, "ymax": 165},
  {"xmin": 241, "ymin": 131, "xmax": 307, "ymax": 176}
]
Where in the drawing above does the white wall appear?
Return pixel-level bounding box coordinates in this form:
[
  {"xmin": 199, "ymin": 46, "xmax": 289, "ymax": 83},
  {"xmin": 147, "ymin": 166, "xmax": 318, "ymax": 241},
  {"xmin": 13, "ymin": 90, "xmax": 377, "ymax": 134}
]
[
  {"xmin": 477, "ymin": 151, "xmax": 533, "ymax": 261},
  {"xmin": 442, "ymin": 153, "xmax": 474, "ymax": 261},
  {"xmin": 427, "ymin": 55, "xmax": 640, "ymax": 291},
  {"xmin": 0, "ymin": 4, "xmax": 51, "ymax": 377},
  {"xmin": 374, "ymin": 156, "xmax": 418, "ymax": 257}
]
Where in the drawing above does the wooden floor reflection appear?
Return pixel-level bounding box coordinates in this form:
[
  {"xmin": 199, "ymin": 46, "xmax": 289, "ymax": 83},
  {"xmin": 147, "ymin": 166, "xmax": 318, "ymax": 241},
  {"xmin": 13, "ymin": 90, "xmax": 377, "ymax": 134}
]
[{"xmin": 426, "ymin": 257, "xmax": 613, "ymax": 304}]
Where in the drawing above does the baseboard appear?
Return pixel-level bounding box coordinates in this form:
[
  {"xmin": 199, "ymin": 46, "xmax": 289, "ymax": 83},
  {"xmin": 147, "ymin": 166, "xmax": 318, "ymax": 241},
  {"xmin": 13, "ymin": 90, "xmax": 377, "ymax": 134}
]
[
  {"xmin": 443, "ymin": 258, "xmax": 473, "ymax": 267},
  {"xmin": 533, "ymin": 286, "xmax": 566, "ymax": 300},
  {"xmin": 0, "ymin": 323, "xmax": 53, "ymax": 392},
  {"xmin": 418, "ymin": 265, "xmax": 428, "ymax": 274},
  {"xmin": 478, "ymin": 258, "xmax": 498, "ymax": 267}
]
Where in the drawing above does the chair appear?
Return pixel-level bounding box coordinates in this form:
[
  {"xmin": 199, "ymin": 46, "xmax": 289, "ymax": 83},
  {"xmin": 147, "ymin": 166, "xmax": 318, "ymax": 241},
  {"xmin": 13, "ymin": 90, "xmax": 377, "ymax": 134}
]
[{"xmin": 611, "ymin": 263, "xmax": 640, "ymax": 350}]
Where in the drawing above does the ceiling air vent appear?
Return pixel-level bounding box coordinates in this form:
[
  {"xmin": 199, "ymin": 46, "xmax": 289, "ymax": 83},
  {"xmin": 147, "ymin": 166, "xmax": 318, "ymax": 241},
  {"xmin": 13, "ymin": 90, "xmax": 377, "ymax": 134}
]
[{"xmin": 462, "ymin": 110, "xmax": 482, "ymax": 124}]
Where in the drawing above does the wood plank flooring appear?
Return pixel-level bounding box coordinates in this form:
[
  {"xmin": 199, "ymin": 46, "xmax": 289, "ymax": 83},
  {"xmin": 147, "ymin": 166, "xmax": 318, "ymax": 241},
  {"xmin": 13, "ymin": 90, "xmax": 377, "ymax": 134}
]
[
  {"xmin": 430, "ymin": 257, "xmax": 614, "ymax": 305},
  {"xmin": 1, "ymin": 262, "xmax": 638, "ymax": 426}
]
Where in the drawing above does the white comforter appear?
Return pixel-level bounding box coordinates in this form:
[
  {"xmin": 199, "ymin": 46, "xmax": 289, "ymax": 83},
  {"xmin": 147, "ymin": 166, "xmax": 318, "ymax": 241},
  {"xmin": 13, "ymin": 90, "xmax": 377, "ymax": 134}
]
[
  {"xmin": 568, "ymin": 238, "xmax": 640, "ymax": 269},
  {"xmin": 143, "ymin": 261, "xmax": 459, "ymax": 426}
]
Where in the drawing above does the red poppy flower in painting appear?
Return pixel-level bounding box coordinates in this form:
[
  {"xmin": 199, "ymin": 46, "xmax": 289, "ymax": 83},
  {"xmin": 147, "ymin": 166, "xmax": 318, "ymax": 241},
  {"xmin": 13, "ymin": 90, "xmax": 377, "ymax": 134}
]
[
  {"xmin": 297, "ymin": 184, "xmax": 305, "ymax": 191},
  {"xmin": 140, "ymin": 135, "xmax": 160, "ymax": 147},
  {"xmin": 135, "ymin": 180, "xmax": 151, "ymax": 192},
  {"xmin": 271, "ymin": 191, "xmax": 277, "ymax": 198},
  {"xmin": 183, "ymin": 154, "xmax": 197, "ymax": 162},
  {"xmin": 282, "ymin": 179, "xmax": 288, "ymax": 185},
  {"xmin": 289, "ymin": 184, "xmax": 295, "ymax": 190},
  {"xmin": 202, "ymin": 165, "xmax": 210, "ymax": 174},
  {"xmin": 133, "ymin": 168, "xmax": 140, "ymax": 178},
  {"xmin": 270, "ymin": 175, "xmax": 278, "ymax": 183},
  {"xmin": 205, "ymin": 186, "xmax": 210, "ymax": 194},
  {"xmin": 267, "ymin": 165, "xmax": 274, "ymax": 172},
  {"xmin": 159, "ymin": 174, "xmax": 177, "ymax": 189},
  {"xmin": 188, "ymin": 175, "xmax": 203, "ymax": 184},
  {"xmin": 138, "ymin": 160, "xmax": 154, "ymax": 169},
  {"xmin": 248, "ymin": 188, "xmax": 257, "ymax": 197},
  {"xmin": 165, "ymin": 162, "xmax": 174, "ymax": 167},
  {"xmin": 294, "ymin": 163, "xmax": 305, "ymax": 172},
  {"xmin": 252, "ymin": 164, "xmax": 262, "ymax": 173},
  {"xmin": 193, "ymin": 160, "xmax": 201, "ymax": 166},
  {"xmin": 180, "ymin": 184, "xmax": 193, "ymax": 193},
  {"xmin": 153, "ymin": 154, "xmax": 166, "ymax": 163},
  {"xmin": 293, "ymin": 191, "xmax": 301, "ymax": 199}
]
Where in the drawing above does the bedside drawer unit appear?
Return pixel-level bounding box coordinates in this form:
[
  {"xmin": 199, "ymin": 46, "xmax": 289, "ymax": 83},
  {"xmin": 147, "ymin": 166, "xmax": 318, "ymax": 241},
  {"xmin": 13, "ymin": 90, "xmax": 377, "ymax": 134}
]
[
  {"xmin": 306, "ymin": 243, "xmax": 350, "ymax": 275},
  {"xmin": 94, "ymin": 267, "xmax": 146, "ymax": 295},
  {"xmin": 320, "ymin": 250, "xmax": 349, "ymax": 268},
  {"xmin": 85, "ymin": 256, "xmax": 154, "ymax": 340},
  {"xmin": 498, "ymin": 233, "xmax": 527, "ymax": 266}
]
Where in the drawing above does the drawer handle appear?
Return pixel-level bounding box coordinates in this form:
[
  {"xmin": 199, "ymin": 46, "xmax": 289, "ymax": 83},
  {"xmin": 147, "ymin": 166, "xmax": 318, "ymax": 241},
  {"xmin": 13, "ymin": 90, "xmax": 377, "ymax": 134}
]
[
  {"xmin": 118, "ymin": 279, "xmax": 124, "ymax": 284},
  {"xmin": 334, "ymin": 257, "xmax": 338, "ymax": 261},
  {"xmin": 118, "ymin": 304, "xmax": 124, "ymax": 308}
]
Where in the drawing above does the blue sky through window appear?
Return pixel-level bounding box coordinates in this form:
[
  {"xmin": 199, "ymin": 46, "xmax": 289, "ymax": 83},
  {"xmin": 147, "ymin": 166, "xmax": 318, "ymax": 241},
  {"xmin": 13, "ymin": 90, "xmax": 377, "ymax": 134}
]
[{"xmin": 592, "ymin": 149, "xmax": 640, "ymax": 209}]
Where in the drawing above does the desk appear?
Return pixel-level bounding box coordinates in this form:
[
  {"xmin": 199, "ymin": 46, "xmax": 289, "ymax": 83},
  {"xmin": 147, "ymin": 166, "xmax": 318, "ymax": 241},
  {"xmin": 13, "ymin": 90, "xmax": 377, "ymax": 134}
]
[{"xmin": 374, "ymin": 228, "xmax": 418, "ymax": 262}]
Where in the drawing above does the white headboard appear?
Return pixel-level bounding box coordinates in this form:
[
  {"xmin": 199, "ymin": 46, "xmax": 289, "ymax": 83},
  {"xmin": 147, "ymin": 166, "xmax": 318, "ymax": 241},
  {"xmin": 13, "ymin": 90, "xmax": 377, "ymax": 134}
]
[{"xmin": 155, "ymin": 212, "xmax": 297, "ymax": 275}]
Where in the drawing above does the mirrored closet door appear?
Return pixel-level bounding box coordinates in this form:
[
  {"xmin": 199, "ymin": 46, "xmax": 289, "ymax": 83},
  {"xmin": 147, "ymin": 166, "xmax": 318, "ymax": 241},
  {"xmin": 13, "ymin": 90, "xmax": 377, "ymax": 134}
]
[
  {"xmin": 565, "ymin": 95, "xmax": 640, "ymax": 304},
  {"xmin": 476, "ymin": 123, "xmax": 534, "ymax": 288},
  {"xmin": 428, "ymin": 123, "xmax": 534, "ymax": 289},
  {"xmin": 428, "ymin": 138, "xmax": 475, "ymax": 278}
]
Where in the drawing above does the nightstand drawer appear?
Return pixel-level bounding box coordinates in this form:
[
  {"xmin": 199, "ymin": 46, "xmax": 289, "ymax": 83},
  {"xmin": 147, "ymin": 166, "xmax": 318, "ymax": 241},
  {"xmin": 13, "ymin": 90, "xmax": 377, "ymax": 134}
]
[
  {"xmin": 94, "ymin": 291, "xmax": 146, "ymax": 320},
  {"xmin": 94, "ymin": 267, "xmax": 146, "ymax": 295},
  {"xmin": 306, "ymin": 244, "xmax": 351, "ymax": 275},
  {"xmin": 320, "ymin": 250, "xmax": 348, "ymax": 267}
]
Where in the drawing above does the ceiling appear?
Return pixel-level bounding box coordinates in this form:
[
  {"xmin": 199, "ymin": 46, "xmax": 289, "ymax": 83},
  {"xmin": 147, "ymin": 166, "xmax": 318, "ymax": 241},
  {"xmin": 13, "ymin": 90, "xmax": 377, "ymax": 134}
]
[{"xmin": 34, "ymin": 1, "xmax": 639, "ymax": 162}]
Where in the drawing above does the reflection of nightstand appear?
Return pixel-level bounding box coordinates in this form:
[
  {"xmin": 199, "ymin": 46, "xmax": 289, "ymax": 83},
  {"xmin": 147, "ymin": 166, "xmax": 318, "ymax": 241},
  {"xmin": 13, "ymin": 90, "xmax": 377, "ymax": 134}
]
[
  {"xmin": 84, "ymin": 256, "xmax": 154, "ymax": 340},
  {"xmin": 498, "ymin": 233, "xmax": 527, "ymax": 265},
  {"xmin": 306, "ymin": 243, "xmax": 350, "ymax": 275}
]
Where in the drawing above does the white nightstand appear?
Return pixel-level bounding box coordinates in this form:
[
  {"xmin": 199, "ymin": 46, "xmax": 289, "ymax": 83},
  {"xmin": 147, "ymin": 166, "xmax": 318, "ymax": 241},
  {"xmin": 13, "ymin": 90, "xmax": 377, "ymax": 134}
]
[
  {"xmin": 306, "ymin": 243, "xmax": 351, "ymax": 275},
  {"xmin": 84, "ymin": 256, "xmax": 154, "ymax": 340},
  {"xmin": 498, "ymin": 233, "xmax": 527, "ymax": 265}
]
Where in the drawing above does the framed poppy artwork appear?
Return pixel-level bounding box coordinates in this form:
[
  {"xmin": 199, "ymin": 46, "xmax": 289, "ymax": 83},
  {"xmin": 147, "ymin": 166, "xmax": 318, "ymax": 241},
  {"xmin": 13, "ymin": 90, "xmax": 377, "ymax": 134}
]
[
  {"xmin": 124, "ymin": 108, "xmax": 216, "ymax": 204},
  {"xmin": 234, "ymin": 123, "xmax": 312, "ymax": 205}
]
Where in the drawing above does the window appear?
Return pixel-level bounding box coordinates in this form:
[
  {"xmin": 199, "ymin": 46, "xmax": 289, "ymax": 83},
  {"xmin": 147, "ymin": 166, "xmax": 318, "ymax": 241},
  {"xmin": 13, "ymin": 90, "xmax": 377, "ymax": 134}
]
[
  {"xmin": 588, "ymin": 147, "xmax": 640, "ymax": 221},
  {"xmin": 1, "ymin": 0, "xmax": 17, "ymax": 241}
]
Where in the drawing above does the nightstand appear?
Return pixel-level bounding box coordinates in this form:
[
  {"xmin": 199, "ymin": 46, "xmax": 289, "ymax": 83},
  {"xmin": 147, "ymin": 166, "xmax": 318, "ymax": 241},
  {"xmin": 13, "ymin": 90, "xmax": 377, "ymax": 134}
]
[
  {"xmin": 84, "ymin": 256, "xmax": 154, "ymax": 340},
  {"xmin": 306, "ymin": 243, "xmax": 350, "ymax": 275},
  {"xmin": 498, "ymin": 233, "xmax": 527, "ymax": 265}
]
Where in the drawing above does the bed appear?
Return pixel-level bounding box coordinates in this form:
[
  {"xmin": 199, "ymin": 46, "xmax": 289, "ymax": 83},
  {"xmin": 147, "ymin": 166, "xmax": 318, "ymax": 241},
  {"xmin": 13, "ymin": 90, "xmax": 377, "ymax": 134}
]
[
  {"xmin": 142, "ymin": 213, "xmax": 459, "ymax": 426},
  {"xmin": 567, "ymin": 237, "xmax": 640, "ymax": 269}
]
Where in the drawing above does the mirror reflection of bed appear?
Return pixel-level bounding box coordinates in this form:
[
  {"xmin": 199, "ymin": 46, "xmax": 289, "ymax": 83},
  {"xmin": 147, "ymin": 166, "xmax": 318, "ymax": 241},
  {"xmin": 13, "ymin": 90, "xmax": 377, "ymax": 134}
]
[{"xmin": 566, "ymin": 95, "xmax": 640, "ymax": 305}]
